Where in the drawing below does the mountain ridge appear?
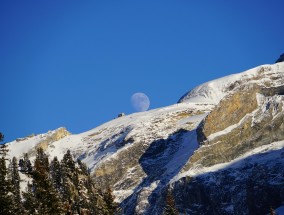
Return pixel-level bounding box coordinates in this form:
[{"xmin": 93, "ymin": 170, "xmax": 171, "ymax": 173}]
[{"xmin": 7, "ymin": 61, "xmax": 284, "ymax": 214}]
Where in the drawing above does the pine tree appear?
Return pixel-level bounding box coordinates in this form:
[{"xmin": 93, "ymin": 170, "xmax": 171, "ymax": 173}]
[
  {"xmin": 163, "ymin": 190, "xmax": 179, "ymax": 215},
  {"xmin": 0, "ymin": 133, "xmax": 14, "ymax": 214},
  {"xmin": 0, "ymin": 143, "xmax": 9, "ymax": 158},
  {"xmin": 270, "ymin": 206, "xmax": 277, "ymax": 215},
  {"xmin": 102, "ymin": 187, "xmax": 119, "ymax": 215},
  {"xmin": 0, "ymin": 132, "xmax": 3, "ymax": 142},
  {"xmin": 50, "ymin": 156, "xmax": 62, "ymax": 190},
  {"xmin": 61, "ymin": 164, "xmax": 73, "ymax": 200},
  {"xmin": 0, "ymin": 157, "xmax": 14, "ymax": 214},
  {"xmin": 77, "ymin": 158, "xmax": 89, "ymax": 176},
  {"xmin": 19, "ymin": 153, "xmax": 32, "ymax": 174},
  {"xmin": 8, "ymin": 156, "xmax": 23, "ymax": 213},
  {"xmin": 61, "ymin": 150, "xmax": 79, "ymax": 213},
  {"xmin": 30, "ymin": 148, "xmax": 64, "ymax": 214},
  {"xmin": 62, "ymin": 149, "xmax": 75, "ymax": 172},
  {"xmin": 86, "ymin": 177, "xmax": 99, "ymax": 214},
  {"xmin": 77, "ymin": 173, "xmax": 90, "ymax": 214},
  {"xmin": 22, "ymin": 182, "xmax": 38, "ymax": 214},
  {"xmin": 21, "ymin": 148, "xmax": 120, "ymax": 215}
]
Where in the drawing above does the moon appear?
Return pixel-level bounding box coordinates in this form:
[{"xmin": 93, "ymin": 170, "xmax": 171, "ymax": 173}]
[{"xmin": 131, "ymin": 93, "xmax": 150, "ymax": 112}]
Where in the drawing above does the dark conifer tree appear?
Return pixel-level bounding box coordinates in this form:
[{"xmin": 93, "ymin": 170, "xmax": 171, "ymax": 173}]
[
  {"xmin": 60, "ymin": 150, "xmax": 75, "ymax": 202},
  {"xmin": 0, "ymin": 143, "xmax": 9, "ymax": 158},
  {"xmin": 163, "ymin": 190, "xmax": 179, "ymax": 215},
  {"xmin": 0, "ymin": 133, "xmax": 14, "ymax": 214},
  {"xmin": 101, "ymin": 187, "xmax": 118, "ymax": 215},
  {"xmin": 77, "ymin": 158, "xmax": 89, "ymax": 176},
  {"xmin": 20, "ymin": 145, "xmax": 118, "ymax": 215},
  {"xmin": 61, "ymin": 164, "xmax": 73, "ymax": 199},
  {"xmin": 50, "ymin": 156, "xmax": 62, "ymax": 190},
  {"xmin": 0, "ymin": 157, "xmax": 14, "ymax": 214},
  {"xmin": 62, "ymin": 149, "xmax": 75, "ymax": 172},
  {"xmin": 8, "ymin": 156, "xmax": 23, "ymax": 213},
  {"xmin": 85, "ymin": 176, "xmax": 100, "ymax": 214},
  {"xmin": 19, "ymin": 153, "xmax": 32, "ymax": 174},
  {"xmin": 270, "ymin": 206, "xmax": 277, "ymax": 215},
  {"xmin": 61, "ymin": 150, "xmax": 79, "ymax": 212},
  {"xmin": 30, "ymin": 148, "xmax": 64, "ymax": 214},
  {"xmin": 22, "ymin": 182, "xmax": 38, "ymax": 214},
  {"xmin": 0, "ymin": 132, "xmax": 3, "ymax": 141}
]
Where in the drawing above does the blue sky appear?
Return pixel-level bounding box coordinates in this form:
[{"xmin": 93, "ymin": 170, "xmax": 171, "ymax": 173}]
[{"xmin": 1, "ymin": 1, "xmax": 284, "ymax": 142}]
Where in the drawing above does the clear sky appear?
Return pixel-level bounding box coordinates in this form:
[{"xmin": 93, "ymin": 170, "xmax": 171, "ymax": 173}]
[{"xmin": 1, "ymin": 1, "xmax": 284, "ymax": 142}]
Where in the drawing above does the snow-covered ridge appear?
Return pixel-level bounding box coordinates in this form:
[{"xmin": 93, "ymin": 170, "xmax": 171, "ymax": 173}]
[
  {"xmin": 7, "ymin": 102, "xmax": 211, "ymax": 166},
  {"xmin": 6, "ymin": 127, "xmax": 69, "ymax": 160},
  {"xmin": 6, "ymin": 62, "xmax": 284, "ymax": 214},
  {"xmin": 172, "ymin": 139, "xmax": 284, "ymax": 183},
  {"xmin": 178, "ymin": 62, "xmax": 284, "ymax": 104}
]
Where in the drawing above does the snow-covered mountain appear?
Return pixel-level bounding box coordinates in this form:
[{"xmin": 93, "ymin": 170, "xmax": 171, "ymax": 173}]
[{"xmin": 7, "ymin": 62, "xmax": 284, "ymax": 214}]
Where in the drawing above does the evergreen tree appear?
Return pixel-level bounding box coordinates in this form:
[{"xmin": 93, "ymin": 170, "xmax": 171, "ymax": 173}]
[
  {"xmin": 0, "ymin": 132, "xmax": 3, "ymax": 141},
  {"xmin": 62, "ymin": 149, "xmax": 75, "ymax": 172},
  {"xmin": 163, "ymin": 190, "xmax": 179, "ymax": 215},
  {"xmin": 19, "ymin": 153, "xmax": 32, "ymax": 174},
  {"xmin": 270, "ymin": 206, "xmax": 277, "ymax": 215},
  {"xmin": 60, "ymin": 151, "xmax": 76, "ymax": 204},
  {"xmin": 0, "ymin": 157, "xmax": 14, "ymax": 214},
  {"xmin": 0, "ymin": 133, "xmax": 14, "ymax": 214},
  {"xmin": 0, "ymin": 143, "xmax": 9, "ymax": 158},
  {"xmin": 77, "ymin": 174, "xmax": 90, "ymax": 214},
  {"xmin": 103, "ymin": 187, "xmax": 119, "ymax": 215},
  {"xmin": 86, "ymin": 177, "xmax": 100, "ymax": 214},
  {"xmin": 22, "ymin": 182, "xmax": 38, "ymax": 214},
  {"xmin": 61, "ymin": 164, "xmax": 73, "ymax": 200},
  {"xmin": 8, "ymin": 156, "xmax": 23, "ymax": 213},
  {"xmin": 19, "ymin": 147, "xmax": 119, "ymax": 215},
  {"xmin": 29, "ymin": 148, "xmax": 64, "ymax": 214},
  {"xmin": 34, "ymin": 147, "xmax": 49, "ymax": 172},
  {"xmin": 50, "ymin": 156, "xmax": 62, "ymax": 190},
  {"xmin": 77, "ymin": 158, "xmax": 89, "ymax": 176},
  {"xmin": 61, "ymin": 150, "xmax": 85, "ymax": 214}
]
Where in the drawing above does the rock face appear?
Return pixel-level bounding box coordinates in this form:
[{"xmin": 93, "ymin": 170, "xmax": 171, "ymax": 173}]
[
  {"xmin": 36, "ymin": 127, "xmax": 70, "ymax": 151},
  {"xmin": 276, "ymin": 53, "xmax": 284, "ymax": 63},
  {"xmin": 7, "ymin": 62, "xmax": 284, "ymax": 215},
  {"xmin": 172, "ymin": 146, "xmax": 284, "ymax": 215}
]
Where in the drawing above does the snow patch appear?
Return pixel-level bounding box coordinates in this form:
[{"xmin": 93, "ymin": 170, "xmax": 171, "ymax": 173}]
[{"xmin": 173, "ymin": 140, "xmax": 284, "ymax": 182}]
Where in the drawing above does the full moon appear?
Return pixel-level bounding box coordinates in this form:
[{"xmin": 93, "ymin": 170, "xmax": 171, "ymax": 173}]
[{"xmin": 131, "ymin": 93, "xmax": 150, "ymax": 112}]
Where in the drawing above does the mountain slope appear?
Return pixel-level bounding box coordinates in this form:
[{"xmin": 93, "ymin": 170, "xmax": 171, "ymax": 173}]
[{"xmin": 7, "ymin": 62, "xmax": 284, "ymax": 214}]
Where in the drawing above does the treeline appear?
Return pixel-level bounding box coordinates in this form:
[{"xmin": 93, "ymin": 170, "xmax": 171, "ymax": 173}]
[{"xmin": 0, "ymin": 133, "xmax": 118, "ymax": 215}]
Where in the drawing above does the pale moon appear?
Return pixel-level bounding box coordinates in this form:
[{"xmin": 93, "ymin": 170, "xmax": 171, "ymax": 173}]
[{"xmin": 131, "ymin": 93, "xmax": 150, "ymax": 112}]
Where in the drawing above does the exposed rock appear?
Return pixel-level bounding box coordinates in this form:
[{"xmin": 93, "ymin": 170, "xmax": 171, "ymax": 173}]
[
  {"xmin": 36, "ymin": 127, "xmax": 70, "ymax": 150},
  {"xmin": 172, "ymin": 149, "xmax": 284, "ymax": 215},
  {"xmin": 16, "ymin": 133, "xmax": 36, "ymax": 142},
  {"xmin": 196, "ymin": 85, "xmax": 259, "ymax": 144},
  {"xmin": 23, "ymin": 127, "xmax": 71, "ymax": 156},
  {"xmin": 6, "ymin": 62, "xmax": 284, "ymax": 214},
  {"xmin": 188, "ymin": 92, "xmax": 284, "ymax": 169}
]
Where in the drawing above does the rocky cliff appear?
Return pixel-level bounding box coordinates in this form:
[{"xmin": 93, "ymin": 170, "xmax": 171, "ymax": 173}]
[{"xmin": 7, "ymin": 62, "xmax": 284, "ymax": 214}]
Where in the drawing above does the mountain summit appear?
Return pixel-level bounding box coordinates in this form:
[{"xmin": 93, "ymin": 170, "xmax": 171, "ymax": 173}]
[
  {"xmin": 7, "ymin": 61, "xmax": 284, "ymax": 214},
  {"xmin": 276, "ymin": 53, "xmax": 284, "ymax": 63}
]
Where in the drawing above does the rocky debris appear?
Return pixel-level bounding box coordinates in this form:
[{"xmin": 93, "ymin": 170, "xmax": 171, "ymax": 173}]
[{"xmin": 276, "ymin": 53, "xmax": 284, "ymax": 63}]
